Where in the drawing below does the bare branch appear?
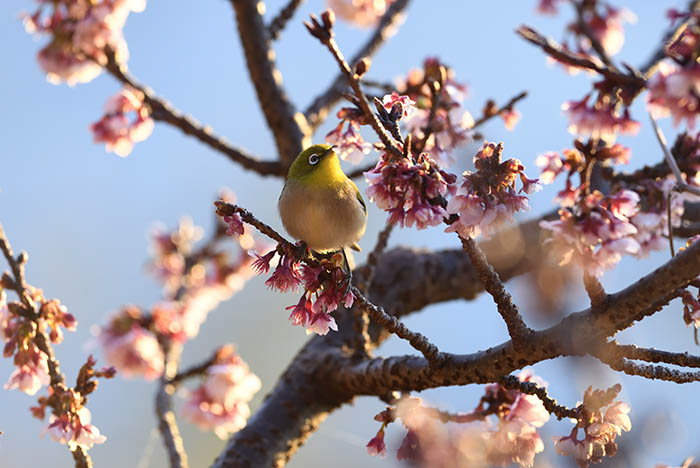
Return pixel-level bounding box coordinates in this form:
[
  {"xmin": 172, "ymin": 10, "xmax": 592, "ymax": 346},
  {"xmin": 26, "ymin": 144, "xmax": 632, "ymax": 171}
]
[
  {"xmin": 229, "ymin": 0, "xmax": 311, "ymax": 165},
  {"xmin": 304, "ymin": 0, "xmax": 412, "ymax": 130},
  {"xmin": 459, "ymin": 236, "xmax": 532, "ymax": 346},
  {"xmin": 155, "ymin": 343, "xmax": 189, "ymax": 468},
  {"xmin": 103, "ymin": 51, "xmax": 284, "ymax": 177},
  {"xmin": 469, "ymin": 91, "xmax": 528, "ymax": 130},
  {"xmin": 268, "ymin": 0, "xmax": 305, "ymax": 40}
]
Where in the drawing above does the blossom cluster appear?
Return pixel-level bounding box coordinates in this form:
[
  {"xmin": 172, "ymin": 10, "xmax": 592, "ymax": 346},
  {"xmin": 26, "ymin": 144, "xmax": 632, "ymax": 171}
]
[
  {"xmin": 325, "ymin": 106, "xmax": 372, "ymax": 163},
  {"xmin": 562, "ymin": 95, "xmax": 639, "ymax": 142},
  {"xmin": 99, "ymin": 214, "xmax": 258, "ymax": 379},
  {"xmin": 446, "ymin": 142, "xmax": 541, "ymax": 239},
  {"xmin": 326, "ymin": 0, "xmax": 396, "ymax": 27},
  {"xmin": 553, "ymin": 385, "xmax": 631, "ymax": 468},
  {"xmin": 538, "ymin": 133, "xmax": 700, "ymax": 276},
  {"xmin": 182, "ymin": 345, "xmax": 261, "ymax": 439},
  {"xmin": 23, "ymin": 0, "xmax": 146, "ymax": 85},
  {"xmin": 536, "ymin": 1, "xmax": 634, "ymax": 58},
  {"xmin": 366, "ymin": 370, "xmax": 549, "ymax": 467},
  {"xmin": 90, "ymin": 86, "xmax": 154, "ymax": 157},
  {"xmin": 365, "ymin": 148, "xmax": 457, "ymax": 229},
  {"xmin": 0, "ymin": 288, "xmax": 75, "ymax": 396},
  {"xmin": 251, "ymin": 245, "xmax": 354, "ymax": 335},
  {"xmin": 32, "ymin": 357, "xmax": 115, "ymax": 451}
]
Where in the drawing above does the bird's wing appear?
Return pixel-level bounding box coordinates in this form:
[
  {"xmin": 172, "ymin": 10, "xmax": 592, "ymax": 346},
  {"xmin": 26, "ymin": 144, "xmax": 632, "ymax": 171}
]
[{"xmin": 353, "ymin": 182, "xmax": 367, "ymax": 215}]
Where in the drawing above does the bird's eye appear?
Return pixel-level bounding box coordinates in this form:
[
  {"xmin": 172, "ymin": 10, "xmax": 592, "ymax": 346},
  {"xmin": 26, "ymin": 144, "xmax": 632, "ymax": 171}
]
[{"xmin": 308, "ymin": 154, "xmax": 320, "ymax": 165}]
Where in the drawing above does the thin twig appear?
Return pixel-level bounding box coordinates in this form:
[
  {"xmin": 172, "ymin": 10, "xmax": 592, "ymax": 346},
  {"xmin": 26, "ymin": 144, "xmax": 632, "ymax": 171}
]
[
  {"xmin": 304, "ymin": 0, "xmax": 412, "ymax": 130},
  {"xmin": 155, "ymin": 342, "xmax": 189, "ymax": 468},
  {"xmin": 593, "ymin": 350, "xmax": 700, "ymax": 384},
  {"xmin": 572, "ymin": 1, "xmax": 615, "ymax": 68},
  {"xmin": 348, "ymin": 161, "xmax": 377, "ymax": 179},
  {"xmin": 103, "ymin": 51, "xmax": 283, "ymax": 177},
  {"xmin": 499, "ymin": 375, "xmax": 580, "ymax": 420},
  {"xmin": 268, "ymin": 0, "xmax": 305, "ymax": 40},
  {"xmin": 516, "ymin": 26, "xmax": 645, "ymax": 89},
  {"xmin": 0, "ymin": 226, "xmax": 93, "ymax": 468},
  {"xmin": 459, "ymin": 236, "xmax": 532, "ymax": 346},
  {"xmin": 351, "ymin": 286, "xmax": 444, "ymax": 365},
  {"xmin": 353, "ymin": 222, "xmax": 395, "ymax": 355},
  {"xmin": 649, "ymin": 114, "xmax": 700, "ymax": 197},
  {"xmin": 602, "ymin": 340, "xmax": 700, "ymax": 369},
  {"xmin": 468, "ymin": 91, "xmax": 528, "ymax": 130}
]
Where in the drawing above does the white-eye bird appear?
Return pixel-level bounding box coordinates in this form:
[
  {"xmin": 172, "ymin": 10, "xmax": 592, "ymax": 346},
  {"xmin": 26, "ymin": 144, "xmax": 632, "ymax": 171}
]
[{"xmin": 278, "ymin": 144, "xmax": 367, "ymax": 256}]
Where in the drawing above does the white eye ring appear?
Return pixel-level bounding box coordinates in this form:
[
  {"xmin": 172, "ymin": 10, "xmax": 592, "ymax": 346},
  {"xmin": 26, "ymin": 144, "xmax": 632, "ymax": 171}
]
[{"xmin": 308, "ymin": 153, "xmax": 320, "ymax": 165}]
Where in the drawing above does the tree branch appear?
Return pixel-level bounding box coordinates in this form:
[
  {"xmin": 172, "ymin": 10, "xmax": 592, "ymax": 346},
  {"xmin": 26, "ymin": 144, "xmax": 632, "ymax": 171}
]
[
  {"xmin": 268, "ymin": 0, "xmax": 305, "ymax": 40},
  {"xmin": 304, "ymin": 0, "xmax": 412, "ymax": 131},
  {"xmin": 103, "ymin": 52, "xmax": 284, "ymax": 177},
  {"xmin": 229, "ymin": 0, "xmax": 310, "ymax": 165}
]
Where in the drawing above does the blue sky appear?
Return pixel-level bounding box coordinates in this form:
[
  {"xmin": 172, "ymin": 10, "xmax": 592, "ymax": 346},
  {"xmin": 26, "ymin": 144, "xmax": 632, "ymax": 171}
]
[{"xmin": 1, "ymin": 1, "xmax": 697, "ymax": 467}]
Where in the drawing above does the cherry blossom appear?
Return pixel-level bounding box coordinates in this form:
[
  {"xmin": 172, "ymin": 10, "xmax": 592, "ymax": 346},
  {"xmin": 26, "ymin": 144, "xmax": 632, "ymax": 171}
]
[
  {"xmin": 326, "ymin": 0, "xmax": 395, "ymax": 27},
  {"xmin": 647, "ymin": 61, "xmax": 700, "ymax": 128},
  {"xmin": 366, "ymin": 429, "xmax": 386, "ymax": 457},
  {"xmin": 90, "ymin": 86, "xmax": 154, "ymax": 157},
  {"xmin": 365, "ymin": 151, "xmax": 456, "ymax": 229},
  {"xmin": 562, "ymin": 95, "xmax": 639, "ymax": 142},
  {"xmin": 23, "ymin": 0, "xmax": 146, "ymax": 85},
  {"xmin": 98, "ymin": 308, "xmax": 164, "ymax": 379},
  {"xmin": 325, "ymin": 107, "xmax": 372, "ymax": 164},
  {"xmin": 5, "ymin": 346, "xmax": 50, "ymax": 396},
  {"xmin": 681, "ymin": 289, "xmax": 700, "ymax": 328},
  {"xmin": 446, "ymin": 142, "xmax": 540, "ymax": 239},
  {"xmin": 182, "ymin": 348, "xmax": 261, "ymax": 439},
  {"xmin": 541, "ymin": 190, "xmax": 641, "ymax": 277},
  {"xmin": 47, "ymin": 406, "xmax": 107, "ymax": 451},
  {"xmin": 553, "ymin": 387, "xmax": 631, "ymax": 468}
]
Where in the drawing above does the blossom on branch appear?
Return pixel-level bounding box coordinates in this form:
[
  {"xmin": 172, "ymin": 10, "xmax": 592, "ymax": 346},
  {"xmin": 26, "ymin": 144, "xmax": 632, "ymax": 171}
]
[
  {"xmin": 648, "ymin": 61, "xmax": 700, "ymax": 128},
  {"xmin": 446, "ymin": 142, "xmax": 540, "ymax": 239},
  {"xmin": 562, "ymin": 95, "xmax": 639, "ymax": 142},
  {"xmin": 47, "ymin": 406, "xmax": 107, "ymax": 451},
  {"xmin": 554, "ymin": 385, "xmax": 631, "ymax": 468},
  {"xmin": 23, "ymin": 0, "xmax": 146, "ymax": 85},
  {"xmin": 90, "ymin": 86, "xmax": 154, "ymax": 157},
  {"xmin": 365, "ymin": 150, "xmax": 456, "ymax": 229},
  {"xmin": 182, "ymin": 346, "xmax": 261, "ymax": 439}
]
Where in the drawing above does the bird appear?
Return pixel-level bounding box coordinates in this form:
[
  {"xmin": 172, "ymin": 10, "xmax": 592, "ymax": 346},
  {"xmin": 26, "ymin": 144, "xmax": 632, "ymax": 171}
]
[{"xmin": 278, "ymin": 144, "xmax": 367, "ymax": 264}]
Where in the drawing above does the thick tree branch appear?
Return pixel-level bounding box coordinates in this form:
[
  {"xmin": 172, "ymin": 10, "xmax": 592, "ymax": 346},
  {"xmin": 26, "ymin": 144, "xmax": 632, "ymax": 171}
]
[
  {"xmin": 103, "ymin": 52, "xmax": 284, "ymax": 177},
  {"xmin": 229, "ymin": 0, "xmax": 311, "ymax": 165},
  {"xmin": 304, "ymin": 0, "xmax": 412, "ymax": 130}
]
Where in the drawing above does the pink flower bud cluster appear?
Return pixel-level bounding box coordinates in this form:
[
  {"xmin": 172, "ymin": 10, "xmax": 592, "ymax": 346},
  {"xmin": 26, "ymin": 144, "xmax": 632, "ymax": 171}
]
[
  {"xmin": 182, "ymin": 346, "xmax": 261, "ymax": 439},
  {"xmin": 365, "ymin": 150, "xmax": 456, "ymax": 229},
  {"xmin": 681, "ymin": 289, "xmax": 700, "ymax": 328},
  {"xmin": 23, "ymin": 0, "xmax": 145, "ymax": 85},
  {"xmin": 366, "ymin": 370, "xmax": 550, "ymax": 467},
  {"xmin": 396, "ymin": 58, "xmax": 476, "ymax": 167},
  {"xmin": 90, "ymin": 86, "xmax": 154, "ymax": 157},
  {"xmin": 562, "ymin": 95, "xmax": 639, "ymax": 142},
  {"xmin": 446, "ymin": 142, "xmax": 540, "ymax": 239},
  {"xmin": 554, "ymin": 387, "xmax": 631, "ymax": 468},
  {"xmin": 325, "ymin": 106, "xmax": 373, "ymax": 164},
  {"xmin": 0, "ymin": 288, "xmax": 76, "ymax": 396},
  {"xmin": 326, "ymin": 0, "xmax": 396, "ymax": 27}
]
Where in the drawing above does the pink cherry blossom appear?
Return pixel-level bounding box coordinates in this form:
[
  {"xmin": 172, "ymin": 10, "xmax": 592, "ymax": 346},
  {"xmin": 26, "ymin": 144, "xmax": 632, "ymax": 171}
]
[
  {"xmin": 366, "ymin": 429, "xmax": 387, "ymax": 457},
  {"xmin": 326, "ymin": 0, "xmax": 395, "ymax": 27},
  {"xmin": 681, "ymin": 290, "xmax": 700, "ymax": 328},
  {"xmin": 5, "ymin": 346, "xmax": 50, "ymax": 396},
  {"xmin": 562, "ymin": 95, "xmax": 639, "ymax": 142},
  {"xmin": 223, "ymin": 213, "xmax": 245, "ymax": 237},
  {"xmin": 90, "ymin": 86, "xmax": 154, "ymax": 157},
  {"xmin": 536, "ymin": 0, "xmax": 560, "ymax": 15},
  {"xmin": 47, "ymin": 407, "xmax": 107, "ymax": 451},
  {"xmin": 326, "ymin": 115, "xmax": 372, "ymax": 164},
  {"xmin": 501, "ymin": 108, "xmax": 521, "ymax": 131},
  {"xmin": 365, "ymin": 151, "xmax": 456, "ymax": 229},
  {"xmin": 382, "ymin": 92, "xmax": 416, "ymax": 118},
  {"xmin": 648, "ymin": 61, "xmax": 700, "ymax": 128},
  {"xmin": 181, "ymin": 349, "xmax": 260, "ymax": 439},
  {"xmin": 446, "ymin": 142, "xmax": 539, "ymax": 239},
  {"xmin": 99, "ymin": 310, "xmax": 164, "ymax": 379}
]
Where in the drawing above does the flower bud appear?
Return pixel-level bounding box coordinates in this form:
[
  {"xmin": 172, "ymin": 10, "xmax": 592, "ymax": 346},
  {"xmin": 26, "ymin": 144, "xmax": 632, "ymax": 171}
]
[{"xmin": 354, "ymin": 57, "xmax": 371, "ymax": 77}]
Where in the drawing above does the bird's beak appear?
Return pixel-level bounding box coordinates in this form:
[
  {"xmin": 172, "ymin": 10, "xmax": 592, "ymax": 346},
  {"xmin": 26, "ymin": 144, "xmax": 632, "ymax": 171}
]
[{"xmin": 322, "ymin": 145, "xmax": 336, "ymax": 158}]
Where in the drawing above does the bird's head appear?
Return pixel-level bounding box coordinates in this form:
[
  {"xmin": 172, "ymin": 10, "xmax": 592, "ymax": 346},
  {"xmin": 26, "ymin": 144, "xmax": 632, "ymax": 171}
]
[{"xmin": 286, "ymin": 144, "xmax": 343, "ymax": 182}]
